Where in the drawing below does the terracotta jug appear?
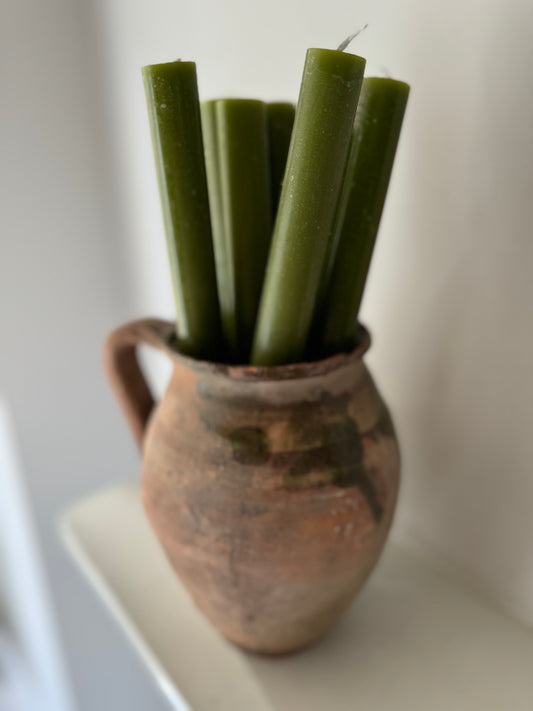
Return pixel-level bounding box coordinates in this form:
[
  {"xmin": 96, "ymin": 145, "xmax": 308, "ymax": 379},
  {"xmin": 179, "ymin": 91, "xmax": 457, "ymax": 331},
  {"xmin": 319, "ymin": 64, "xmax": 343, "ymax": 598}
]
[{"xmin": 104, "ymin": 318, "xmax": 400, "ymax": 654}]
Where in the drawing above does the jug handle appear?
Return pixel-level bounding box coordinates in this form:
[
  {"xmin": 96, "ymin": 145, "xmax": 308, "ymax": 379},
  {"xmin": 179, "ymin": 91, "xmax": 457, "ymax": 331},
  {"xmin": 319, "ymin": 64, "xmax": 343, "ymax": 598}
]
[{"xmin": 103, "ymin": 318, "xmax": 176, "ymax": 449}]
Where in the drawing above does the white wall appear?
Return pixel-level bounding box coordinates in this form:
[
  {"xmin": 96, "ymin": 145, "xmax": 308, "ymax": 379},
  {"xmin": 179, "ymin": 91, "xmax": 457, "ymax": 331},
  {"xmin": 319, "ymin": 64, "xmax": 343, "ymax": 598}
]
[
  {"xmin": 1, "ymin": 1, "xmax": 173, "ymax": 708},
  {"xmin": 366, "ymin": 0, "xmax": 533, "ymax": 626},
  {"xmin": 94, "ymin": 0, "xmax": 533, "ymax": 627}
]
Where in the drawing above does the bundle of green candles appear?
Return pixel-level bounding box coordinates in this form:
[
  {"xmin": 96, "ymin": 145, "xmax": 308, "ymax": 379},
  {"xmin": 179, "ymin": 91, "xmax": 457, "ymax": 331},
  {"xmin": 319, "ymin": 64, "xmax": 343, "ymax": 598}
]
[{"xmin": 142, "ymin": 46, "xmax": 409, "ymax": 366}]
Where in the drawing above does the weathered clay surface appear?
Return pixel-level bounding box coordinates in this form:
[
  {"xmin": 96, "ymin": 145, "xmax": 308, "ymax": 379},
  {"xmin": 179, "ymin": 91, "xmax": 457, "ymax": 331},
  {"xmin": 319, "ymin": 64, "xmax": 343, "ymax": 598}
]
[{"xmin": 105, "ymin": 319, "xmax": 400, "ymax": 654}]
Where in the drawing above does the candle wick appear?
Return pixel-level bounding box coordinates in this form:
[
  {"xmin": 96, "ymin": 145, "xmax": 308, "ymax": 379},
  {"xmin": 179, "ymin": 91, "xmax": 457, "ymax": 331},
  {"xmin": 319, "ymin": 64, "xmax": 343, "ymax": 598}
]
[
  {"xmin": 379, "ymin": 65, "xmax": 392, "ymax": 78},
  {"xmin": 337, "ymin": 25, "xmax": 368, "ymax": 52}
]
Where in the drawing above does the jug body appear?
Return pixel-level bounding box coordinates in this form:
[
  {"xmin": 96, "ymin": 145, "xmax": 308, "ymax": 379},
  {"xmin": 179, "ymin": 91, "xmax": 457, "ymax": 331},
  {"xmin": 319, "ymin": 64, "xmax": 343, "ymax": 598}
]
[{"xmin": 105, "ymin": 319, "xmax": 400, "ymax": 654}]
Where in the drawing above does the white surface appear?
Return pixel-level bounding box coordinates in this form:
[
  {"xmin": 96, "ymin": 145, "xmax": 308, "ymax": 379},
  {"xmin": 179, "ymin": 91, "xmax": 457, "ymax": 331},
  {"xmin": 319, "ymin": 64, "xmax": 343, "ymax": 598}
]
[
  {"xmin": 0, "ymin": 633, "xmax": 34, "ymax": 711},
  {"xmin": 92, "ymin": 0, "xmax": 533, "ymax": 626},
  {"xmin": 62, "ymin": 484, "xmax": 533, "ymax": 711},
  {"xmin": 0, "ymin": 400, "xmax": 74, "ymax": 711}
]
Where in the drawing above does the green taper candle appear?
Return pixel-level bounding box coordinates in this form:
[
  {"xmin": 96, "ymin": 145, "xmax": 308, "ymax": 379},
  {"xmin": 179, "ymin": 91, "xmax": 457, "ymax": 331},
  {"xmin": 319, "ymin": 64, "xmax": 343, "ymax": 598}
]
[
  {"xmin": 142, "ymin": 61, "xmax": 222, "ymax": 359},
  {"xmin": 216, "ymin": 99, "xmax": 272, "ymax": 361},
  {"xmin": 200, "ymin": 100, "xmax": 232, "ymax": 356},
  {"xmin": 315, "ymin": 77, "xmax": 410, "ymax": 356},
  {"xmin": 311, "ymin": 129, "xmax": 358, "ymax": 345},
  {"xmin": 266, "ymin": 102, "xmax": 295, "ymax": 216},
  {"xmin": 251, "ymin": 49, "xmax": 366, "ymax": 366}
]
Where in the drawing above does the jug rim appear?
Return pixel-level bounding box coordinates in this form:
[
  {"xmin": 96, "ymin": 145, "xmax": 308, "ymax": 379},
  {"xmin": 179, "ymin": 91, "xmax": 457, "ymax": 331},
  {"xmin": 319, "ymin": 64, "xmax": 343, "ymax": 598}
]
[{"xmin": 164, "ymin": 323, "xmax": 371, "ymax": 382}]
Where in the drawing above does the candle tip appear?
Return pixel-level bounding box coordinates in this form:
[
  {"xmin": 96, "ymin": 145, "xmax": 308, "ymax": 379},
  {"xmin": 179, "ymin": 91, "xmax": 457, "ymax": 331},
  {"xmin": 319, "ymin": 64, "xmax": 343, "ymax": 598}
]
[{"xmin": 337, "ymin": 25, "xmax": 368, "ymax": 52}]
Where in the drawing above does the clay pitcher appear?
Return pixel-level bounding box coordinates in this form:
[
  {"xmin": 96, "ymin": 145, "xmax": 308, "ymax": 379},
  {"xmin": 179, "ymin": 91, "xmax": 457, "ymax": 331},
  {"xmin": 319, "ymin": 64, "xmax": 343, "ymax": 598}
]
[{"xmin": 104, "ymin": 318, "xmax": 400, "ymax": 654}]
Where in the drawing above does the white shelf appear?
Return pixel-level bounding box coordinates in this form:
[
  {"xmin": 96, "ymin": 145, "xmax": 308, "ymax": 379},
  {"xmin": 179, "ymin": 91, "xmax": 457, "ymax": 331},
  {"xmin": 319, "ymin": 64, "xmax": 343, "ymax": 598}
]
[{"xmin": 61, "ymin": 483, "xmax": 533, "ymax": 711}]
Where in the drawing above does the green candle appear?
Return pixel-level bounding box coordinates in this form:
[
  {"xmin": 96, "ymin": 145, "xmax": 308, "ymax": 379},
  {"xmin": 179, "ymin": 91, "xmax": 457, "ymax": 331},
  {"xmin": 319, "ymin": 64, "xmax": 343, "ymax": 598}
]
[
  {"xmin": 314, "ymin": 77, "xmax": 410, "ymax": 356},
  {"xmin": 251, "ymin": 49, "xmax": 366, "ymax": 366},
  {"xmin": 310, "ymin": 129, "xmax": 358, "ymax": 349},
  {"xmin": 200, "ymin": 100, "xmax": 232, "ymax": 356},
  {"xmin": 266, "ymin": 102, "xmax": 295, "ymax": 216},
  {"xmin": 142, "ymin": 61, "xmax": 222, "ymax": 359},
  {"xmin": 216, "ymin": 99, "xmax": 272, "ymax": 361}
]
